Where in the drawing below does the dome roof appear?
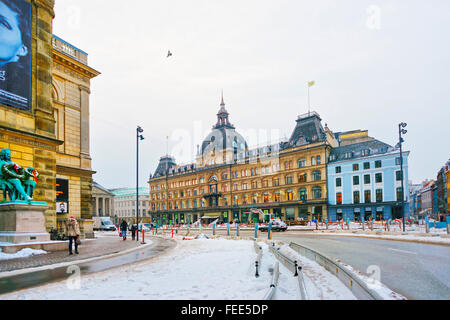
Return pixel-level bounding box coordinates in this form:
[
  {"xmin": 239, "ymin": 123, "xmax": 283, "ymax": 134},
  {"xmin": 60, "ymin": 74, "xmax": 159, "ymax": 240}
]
[{"xmin": 200, "ymin": 94, "xmax": 248, "ymax": 158}]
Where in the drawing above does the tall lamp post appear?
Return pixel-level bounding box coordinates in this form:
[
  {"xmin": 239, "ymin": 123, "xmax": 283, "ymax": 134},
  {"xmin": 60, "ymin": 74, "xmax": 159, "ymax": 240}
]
[
  {"xmin": 136, "ymin": 126, "xmax": 144, "ymax": 241},
  {"xmin": 398, "ymin": 122, "xmax": 407, "ymax": 232}
]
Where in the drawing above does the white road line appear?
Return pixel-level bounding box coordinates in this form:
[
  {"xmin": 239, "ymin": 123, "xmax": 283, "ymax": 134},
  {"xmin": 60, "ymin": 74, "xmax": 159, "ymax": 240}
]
[{"xmin": 388, "ymin": 248, "xmax": 417, "ymax": 255}]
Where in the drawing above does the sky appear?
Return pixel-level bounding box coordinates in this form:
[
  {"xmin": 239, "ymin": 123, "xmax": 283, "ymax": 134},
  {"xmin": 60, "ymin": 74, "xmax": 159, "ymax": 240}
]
[{"xmin": 52, "ymin": 0, "xmax": 450, "ymax": 189}]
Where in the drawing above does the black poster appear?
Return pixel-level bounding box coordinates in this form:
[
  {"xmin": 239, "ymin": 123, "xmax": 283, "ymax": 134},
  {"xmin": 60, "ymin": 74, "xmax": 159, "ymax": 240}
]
[{"xmin": 0, "ymin": 0, "xmax": 31, "ymax": 110}]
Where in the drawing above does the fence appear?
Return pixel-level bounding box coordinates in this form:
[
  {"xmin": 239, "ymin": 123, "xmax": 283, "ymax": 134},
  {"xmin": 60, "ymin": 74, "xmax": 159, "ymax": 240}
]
[{"xmin": 289, "ymin": 242, "xmax": 383, "ymax": 300}]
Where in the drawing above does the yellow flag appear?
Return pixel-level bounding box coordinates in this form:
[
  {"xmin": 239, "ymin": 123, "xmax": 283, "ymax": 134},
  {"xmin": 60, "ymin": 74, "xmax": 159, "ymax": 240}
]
[{"xmin": 308, "ymin": 81, "xmax": 315, "ymax": 87}]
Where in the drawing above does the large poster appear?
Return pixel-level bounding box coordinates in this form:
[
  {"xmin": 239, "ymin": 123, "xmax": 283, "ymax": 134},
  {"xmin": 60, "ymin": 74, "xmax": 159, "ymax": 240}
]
[
  {"xmin": 0, "ymin": 0, "xmax": 31, "ymax": 110},
  {"xmin": 56, "ymin": 178, "xmax": 69, "ymax": 214}
]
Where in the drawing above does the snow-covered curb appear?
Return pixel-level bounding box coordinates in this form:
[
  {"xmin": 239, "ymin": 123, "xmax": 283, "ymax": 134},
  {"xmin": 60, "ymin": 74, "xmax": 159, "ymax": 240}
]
[
  {"xmin": 291, "ymin": 232, "xmax": 450, "ymax": 245},
  {"xmin": 0, "ymin": 248, "xmax": 47, "ymax": 261}
]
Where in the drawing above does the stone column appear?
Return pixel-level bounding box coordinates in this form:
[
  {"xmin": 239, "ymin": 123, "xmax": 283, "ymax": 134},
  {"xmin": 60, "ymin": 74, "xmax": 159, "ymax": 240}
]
[
  {"xmin": 79, "ymin": 85, "xmax": 91, "ymax": 170},
  {"xmin": 95, "ymin": 196, "xmax": 99, "ymax": 216}
]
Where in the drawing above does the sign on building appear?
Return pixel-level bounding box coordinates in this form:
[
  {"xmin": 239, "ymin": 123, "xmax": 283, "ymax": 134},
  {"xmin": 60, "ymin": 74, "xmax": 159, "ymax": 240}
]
[
  {"xmin": 56, "ymin": 178, "xmax": 69, "ymax": 214},
  {"xmin": 0, "ymin": 0, "xmax": 32, "ymax": 110}
]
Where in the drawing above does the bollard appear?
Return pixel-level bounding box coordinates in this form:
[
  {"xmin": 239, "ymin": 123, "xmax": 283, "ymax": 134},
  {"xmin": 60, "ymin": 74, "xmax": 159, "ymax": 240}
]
[
  {"xmin": 294, "ymin": 261, "xmax": 298, "ymax": 277},
  {"xmin": 142, "ymin": 229, "xmax": 145, "ymax": 244},
  {"xmin": 315, "ymin": 220, "xmax": 318, "ymax": 231},
  {"xmin": 325, "ymin": 219, "xmax": 328, "ymax": 230},
  {"xmin": 212, "ymin": 223, "xmax": 216, "ymax": 236},
  {"xmin": 255, "ymin": 261, "xmax": 259, "ymax": 278},
  {"xmin": 236, "ymin": 223, "xmax": 240, "ymax": 237},
  {"xmin": 152, "ymin": 228, "xmax": 154, "ymax": 236},
  {"xmin": 370, "ymin": 220, "xmax": 373, "ymax": 231},
  {"xmin": 227, "ymin": 222, "xmax": 230, "ymax": 236},
  {"xmin": 425, "ymin": 223, "xmax": 430, "ymax": 233},
  {"xmin": 268, "ymin": 222, "xmax": 272, "ymax": 240},
  {"xmin": 254, "ymin": 223, "xmax": 258, "ymax": 239},
  {"xmin": 347, "ymin": 219, "xmax": 350, "ymax": 230},
  {"xmin": 362, "ymin": 217, "xmax": 365, "ymax": 231}
]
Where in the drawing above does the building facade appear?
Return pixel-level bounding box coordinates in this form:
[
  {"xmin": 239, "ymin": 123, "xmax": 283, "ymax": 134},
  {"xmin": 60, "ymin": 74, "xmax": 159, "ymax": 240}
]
[
  {"xmin": 149, "ymin": 98, "xmax": 336, "ymax": 225},
  {"xmin": 0, "ymin": 1, "xmax": 99, "ymax": 237},
  {"xmin": 111, "ymin": 187, "xmax": 150, "ymax": 225},
  {"xmin": 92, "ymin": 181, "xmax": 114, "ymax": 217},
  {"xmin": 327, "ymin": 138, "xmax": 410, "ymax": 221}
]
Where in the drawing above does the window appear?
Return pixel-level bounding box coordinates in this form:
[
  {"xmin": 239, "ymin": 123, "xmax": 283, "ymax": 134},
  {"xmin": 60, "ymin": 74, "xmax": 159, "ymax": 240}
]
[
  {"xmin": 353, "ymin": 191, "xmax": 360, "ymax": 204},
  {"xmin": 375, "ymin": 173, "xmax": 383, "ymax": 183},
  {"xmin": 395, "ymin": 157, "xmax": 401, "ymax": 165},
  {"xmin": 273, "ymin": 178, "xmax": 280, "ymax": 186},
  {"xmin": 376, "ymin": 189, "xmax": 383, "ymax": 202},
  {"xmin": 299, "ymin": 189, "xmax": 307, "ymax": 202},
  {"xmin": 263, "ymin": 193, "xmax": 269, "ymax": 203},
  {"xmin": 274, "ymin": 192, "xmax": 281, "ymax": 202},
  {"xmin": 262, "ymin": 180, "xmax": 268, "ymax": 188},
  {"xmin": 298, "ymin": 174, "xmax": 307, "ymax": 183},
  {"xmin": 317, "ymin": 156, "xmax": 321, "ymax": 165},
  {"xmin": 312, "ymin": 170, "xmax": 321, "ymax": 181},
  {"xmin": 336, "ymin": 166, "xmax": 341, "ymax": 174},
  {"xmin": 396, "ymin": 187, "xmax": 403, "ymax": 201},
  {"xmin": 396, "ymin": 171, "xmax": 403, "ymax": 181},
  {"xmin": 353, "ymin": 176, "xmax": 360, "ymax": 185},
  {"xmin": 311, "ymin": 157, "xmax": 316, "ymax": 166},
  {"xmin": 252, "ymin": 194, "xmax": 258, "ymax": 204},
  {"xmin": 353, "ymin": 164, "xmax": 359, "ymax": 171},
  {"xmin": 242, "ymin": 194, "xmax": 249, "ymax": 204},
  {"xmin": 242, "ymin": 183, "xmax": 248, "ymax": 190},
  {"xmin": 364, "ymin": 190, "xmax": 371, "ymax": 203},
  {"xmin": 298, "ymin": 159, "xmax": 306, "ymax": 168},
  {"xmin": 336, "ymin": 192, "xmax": 342, "ymax": 205},
  {"xmin": 286, "ymin": 190, "xmax": 294, "ymax": 201},
  {"xmin": 312, "ymin": 186, "xmax": 322, "ymax": 199},
  {"xmin": 364, "ymin": 174, "xmax": 371, "ymax": 184},
  {"xmin": 336, "ymin": 178, "xmax": 342, "ymax": 187},
  {"xmin": 286, "ymin": 175, "xmax": 293, "ymax": 184},
  {"xmin": 375, "ymin": 160, "xmax": 382, "ymax": 168},
  {"xmin": 363, "ymin": 162, "xmax": 370, "ymax": 170}
]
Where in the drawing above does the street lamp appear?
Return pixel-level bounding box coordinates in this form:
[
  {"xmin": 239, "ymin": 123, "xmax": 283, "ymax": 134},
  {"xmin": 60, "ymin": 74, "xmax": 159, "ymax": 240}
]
[
  {"xmin": 136, "ymin": 126, "xmax": 144, "ymax": 241},
  {"xmin": 398, "ymin": 122, "xmax": 407, "ymax": 232}
]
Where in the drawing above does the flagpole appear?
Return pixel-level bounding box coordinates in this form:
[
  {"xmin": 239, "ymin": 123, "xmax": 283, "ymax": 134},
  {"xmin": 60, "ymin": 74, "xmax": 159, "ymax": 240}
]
[{"xmin": 308, "ymin": 83, "xmax": 310, "ymax": 116}]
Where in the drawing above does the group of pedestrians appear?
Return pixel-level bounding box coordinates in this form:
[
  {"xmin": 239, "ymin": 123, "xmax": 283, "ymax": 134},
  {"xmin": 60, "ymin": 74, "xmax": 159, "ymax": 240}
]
[{"xmin": 119, "ymin": 220, "xmax": 137, "ymax": 241}]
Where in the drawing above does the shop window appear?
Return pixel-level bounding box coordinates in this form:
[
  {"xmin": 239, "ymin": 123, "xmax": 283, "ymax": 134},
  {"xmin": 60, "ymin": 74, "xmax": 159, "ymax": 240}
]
[{"xmin": 286, "ymin": 208, "xmax": 295, "ymax": 221}]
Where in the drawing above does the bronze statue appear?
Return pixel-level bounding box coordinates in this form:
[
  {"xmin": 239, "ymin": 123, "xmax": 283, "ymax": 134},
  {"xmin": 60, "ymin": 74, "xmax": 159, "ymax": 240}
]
[{"xmin": 0, "ymin": 148, "xmax": 38, "ymax": 201}]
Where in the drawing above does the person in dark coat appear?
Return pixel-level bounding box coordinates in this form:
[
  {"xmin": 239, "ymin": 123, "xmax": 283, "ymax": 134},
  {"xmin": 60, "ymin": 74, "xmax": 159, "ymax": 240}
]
[
  {"xmin": 131, "ymin": 224, "xmax": 137, "ymax": 240},
  {"xmin": 120, "ymin": 220, "xmax": 128, "ymax": 240}
]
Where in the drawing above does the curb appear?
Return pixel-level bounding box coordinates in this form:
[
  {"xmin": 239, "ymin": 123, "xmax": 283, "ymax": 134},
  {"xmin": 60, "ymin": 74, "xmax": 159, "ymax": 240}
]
[
  {"xmin": 0, "ymin": 236, "xmax": 171, "ymax": 279},
  {"xmin": 285, "ymin": 232, "xmax": 450, "ymax": 247}
]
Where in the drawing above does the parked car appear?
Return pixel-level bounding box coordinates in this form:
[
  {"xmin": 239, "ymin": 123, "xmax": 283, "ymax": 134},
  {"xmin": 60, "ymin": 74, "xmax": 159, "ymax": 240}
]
[
  {"xmin": 259, "ymin": 219, "xmax": 287, "ymax": 232},
  {"xmin": 137, "ymin": 223, "xmax": 151, "ymax": 232}
]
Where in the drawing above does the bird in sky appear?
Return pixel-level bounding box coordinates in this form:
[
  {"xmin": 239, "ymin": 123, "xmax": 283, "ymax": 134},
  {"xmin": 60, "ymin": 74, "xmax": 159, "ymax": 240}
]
[{"xmin": 167, "ymin": 50, "xmax": 172, "ymax": 58}]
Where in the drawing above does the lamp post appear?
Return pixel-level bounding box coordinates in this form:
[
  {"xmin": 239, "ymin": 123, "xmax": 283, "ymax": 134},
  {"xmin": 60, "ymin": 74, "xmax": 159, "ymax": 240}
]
[
  {"xmin": 398, "ymin": 122, "xmax": 407, "ymax": 232},
  {"xmin": 136, "ymin": 126, "xmax": 144, "ymax": 241}
]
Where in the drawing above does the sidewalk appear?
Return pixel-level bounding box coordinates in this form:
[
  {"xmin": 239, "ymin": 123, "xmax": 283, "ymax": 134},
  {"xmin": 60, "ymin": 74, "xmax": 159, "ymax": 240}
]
[{"xmin": 0, "ymin": 233, "xmax": 140, "ymax": 273}]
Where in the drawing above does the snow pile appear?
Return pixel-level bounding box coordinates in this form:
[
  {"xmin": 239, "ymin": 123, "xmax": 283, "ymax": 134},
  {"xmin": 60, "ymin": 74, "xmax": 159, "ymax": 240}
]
[
  {"xmin": 195, "ymin": 233, "xmax": 210, "ymax": 239},
  {"xmin": 0, "ymin": 248, "xmax": 47, "ymax": 261},
  {"xmin": 275, "ymin": 244, "xmax": 356, "ymax": 300},
  {"xmin": 336, "ymin": 259, "xmax": 407, "ymax": 300}
]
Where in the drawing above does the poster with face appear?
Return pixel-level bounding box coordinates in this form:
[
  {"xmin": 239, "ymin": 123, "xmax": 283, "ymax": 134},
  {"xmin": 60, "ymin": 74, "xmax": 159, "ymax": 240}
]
[
  {"xmin": 56, "ymin": 202, "xmax": 68, "ymax": 214},
  {"xmin": 0, "ymin": 0, "xmax": 31, "ymax": 111}
]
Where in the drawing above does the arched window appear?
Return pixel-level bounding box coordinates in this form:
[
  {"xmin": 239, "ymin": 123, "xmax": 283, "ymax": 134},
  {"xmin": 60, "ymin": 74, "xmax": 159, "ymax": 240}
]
[{"xmin": 312, "ymin": 186, "xmax": 322, "ymax": 199}]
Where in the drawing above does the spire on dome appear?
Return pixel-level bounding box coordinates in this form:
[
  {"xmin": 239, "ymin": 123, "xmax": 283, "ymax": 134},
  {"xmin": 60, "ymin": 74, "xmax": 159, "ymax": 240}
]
[
  {"xmin": 221, "ymin": 90, "xmax": 225, "ymax": 106},
  {"xmin": 214, "ymin": 91, "xmax": 233, "ymax": 129}
]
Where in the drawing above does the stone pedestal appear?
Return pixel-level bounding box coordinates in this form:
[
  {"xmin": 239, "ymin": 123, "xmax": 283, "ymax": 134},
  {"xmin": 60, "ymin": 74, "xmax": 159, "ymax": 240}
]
[{"xmin": 0, "ymin": 202, "xmax": 50, "ymax": 244}]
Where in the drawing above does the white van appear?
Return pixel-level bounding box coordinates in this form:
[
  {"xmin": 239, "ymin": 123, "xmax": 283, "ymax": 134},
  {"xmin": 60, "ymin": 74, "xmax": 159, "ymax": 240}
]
[{"xmin": 93, "ymin": 217, "xmax": 116, "ymax": 231}]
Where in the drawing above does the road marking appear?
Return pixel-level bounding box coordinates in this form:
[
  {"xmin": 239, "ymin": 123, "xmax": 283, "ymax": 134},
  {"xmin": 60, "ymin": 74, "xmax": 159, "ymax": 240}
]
[{"xmin": 388, "ymin": 248, "xmax": 417, "ymax": 255}]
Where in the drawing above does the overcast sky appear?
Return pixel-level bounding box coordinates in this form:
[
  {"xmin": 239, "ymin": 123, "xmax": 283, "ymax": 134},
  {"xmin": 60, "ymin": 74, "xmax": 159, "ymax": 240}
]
[{"xmin": 53, "ymin": 0, "xmax": 450, "ymax": 189}]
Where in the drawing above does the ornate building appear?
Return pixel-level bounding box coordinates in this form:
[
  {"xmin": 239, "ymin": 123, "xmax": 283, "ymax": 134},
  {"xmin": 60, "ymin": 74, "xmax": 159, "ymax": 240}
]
[
  {"xmin": 148, "ymin": 97, "xmax": 336, "ymax": 225},
  {"xmin": 0, "ymin": 1, "xmax": 99, "ymax": 238}
]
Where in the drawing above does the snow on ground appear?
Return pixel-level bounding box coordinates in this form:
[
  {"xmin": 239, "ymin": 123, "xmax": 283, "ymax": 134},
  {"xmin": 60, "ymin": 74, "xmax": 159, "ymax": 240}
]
[
  {"xmin": 1, "ymin": 239, "xmax": 301, "ymax": 300},
  {"xmin": 335, "ymin": 259, "xmax": 407, "ymax": 300},
  {"xmin": 0, "ymin": 248, "xmax": 47, "ymax": 261},
  {"xmin": 0, "ymin": 238, "xmax": 359, "ymax": 300},
  {"xmin": 273, "ymin": 244, "xmax": 356, "ymax": 300}
]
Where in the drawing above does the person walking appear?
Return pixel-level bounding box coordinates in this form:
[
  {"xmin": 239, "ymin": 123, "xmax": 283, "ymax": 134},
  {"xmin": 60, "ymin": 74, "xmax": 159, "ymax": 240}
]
[
  {"xmin": 131, "ymin": 224, "xmax": 137, "ymax": 240},
  {"xmin": 65, "ymin": 216, "xmax": 80, "ymax": 255},
  {"xmin": 120, "ymin": 220, "xmax": 128, "ymax": 240}
]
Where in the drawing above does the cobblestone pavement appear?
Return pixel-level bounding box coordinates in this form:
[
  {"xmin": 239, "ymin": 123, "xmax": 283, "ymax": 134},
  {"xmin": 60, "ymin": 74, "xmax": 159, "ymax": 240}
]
[{"xmin": 0, "ymin": 233, "xmax": 140, "ymax": 272}]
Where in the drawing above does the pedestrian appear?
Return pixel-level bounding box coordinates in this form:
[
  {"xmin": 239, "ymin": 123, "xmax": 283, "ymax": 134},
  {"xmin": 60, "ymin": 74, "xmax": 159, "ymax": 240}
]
[
  {"xmin": 120, "ymin": 220, "xmax": 128, "ymax": 240},
  {"xmin": 131, "ymin": 224, "xmax": 137, "ymax": 240},
  {"xmin": 65, "ymin": 216, "xmax": 80, "ymax": 255}
]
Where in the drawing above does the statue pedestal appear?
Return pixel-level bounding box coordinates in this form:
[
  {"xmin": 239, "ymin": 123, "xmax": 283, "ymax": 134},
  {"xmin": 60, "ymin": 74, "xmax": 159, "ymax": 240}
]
[{"xmin": 0, "ymin": 201, "xmax": 50, "ymax": 244}]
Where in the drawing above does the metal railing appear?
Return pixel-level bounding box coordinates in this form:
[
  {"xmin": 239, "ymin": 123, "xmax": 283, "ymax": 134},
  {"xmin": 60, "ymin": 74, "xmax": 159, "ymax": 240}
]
[
  {"xmin": 289, "ymin": 242, "xmax": 383, "ymax": 300},
  {"xmin": 269, "ymin": 243, "xmax": 307, "ymax": 300},
  {"xmin": 263, "ymin": 262, "xmax": 279, "ymax": 300}
]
